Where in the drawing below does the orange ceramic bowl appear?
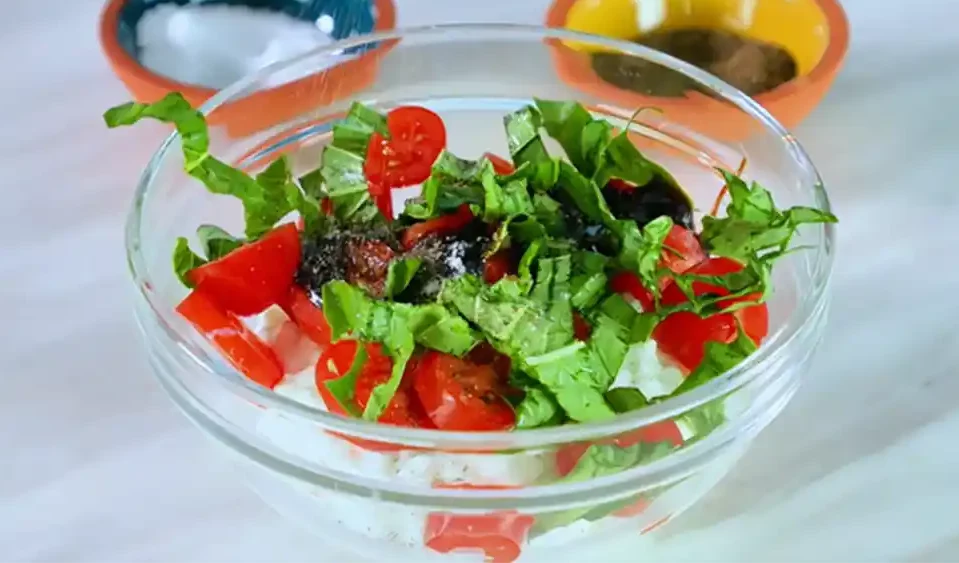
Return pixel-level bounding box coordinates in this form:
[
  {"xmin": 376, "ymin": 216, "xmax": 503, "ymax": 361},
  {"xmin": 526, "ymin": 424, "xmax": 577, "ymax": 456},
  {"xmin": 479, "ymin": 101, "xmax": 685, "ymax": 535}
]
[
  {"xmin": 545, "ymin": 0, "xmax": 849, "ymax": 137},
  {"xmin": 100, "ymin": 0, "xmax": 396, "ymax": 137}
]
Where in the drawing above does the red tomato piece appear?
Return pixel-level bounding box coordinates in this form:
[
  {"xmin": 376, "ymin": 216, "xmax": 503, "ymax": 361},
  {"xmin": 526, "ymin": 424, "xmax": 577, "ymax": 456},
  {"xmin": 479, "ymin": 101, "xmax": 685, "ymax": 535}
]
[
  {"xmin": 367, "ymin": 181, "xmax": 394, "ymax": 221},
  {"xmin": 412, "ymin": 350, "xmax": 516, "ymax": 431},
  {"xmin": 612, "ymin": 496, "xmax": 650, "ymax": 518},
  {"xmin": 483, "ymin": 250, "xmax": 513, "ymax": 284},
  {"xmin": 660, "ymin": 224, "xmax": 707, "ymax": 277},
  {"xmin": 364, "ymin": 105, "xmax": 447, "ymax": 191},
  {"xmin": 573, "ymin": 312, "xmax": 592, "ymax": 341},
  {"xmin": 401, "ymin": 204, "xmax": 475, "ymax": 250},
  {"xmin": 464, "ymin": 343, "xmax": 513, "ymax": 382},
  {"xmin": 187, "ymin": 223, "xmax": 301, "ymax": 317},
  {"xmin": 280, "ymin": 287, "xmax": 332, "ymax": 348},
  {"xmin": 425, "ymin": 511, "xmax": 534, "ymax": 563},
  {"xmin": 483, "ymin": 152, "xmax": 516, "ymax": 175},
  {"xmin": 610, "ymin": 271, "xmax": 656, "ymax": 312},
  {"xmin": 314, "ymin": 341, "xmax": 433, "ymax": 428},
  {"xmin": 654, "ymin": 257, "xmax": 769, "ymax": 371},
  {"xmin": 176, "ymin": 288, "xmax": 284, "ymax": 389},
  {"xmin": 607, "ymin": 178, "xmax": 634, "ymax": 192}
]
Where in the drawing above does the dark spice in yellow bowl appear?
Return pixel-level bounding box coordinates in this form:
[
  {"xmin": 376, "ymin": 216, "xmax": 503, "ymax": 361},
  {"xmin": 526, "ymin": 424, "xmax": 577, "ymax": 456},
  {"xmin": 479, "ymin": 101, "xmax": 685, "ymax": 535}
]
[{"xmin": 591, "ymin": 28, "xmax": 798, "ymax": 97}]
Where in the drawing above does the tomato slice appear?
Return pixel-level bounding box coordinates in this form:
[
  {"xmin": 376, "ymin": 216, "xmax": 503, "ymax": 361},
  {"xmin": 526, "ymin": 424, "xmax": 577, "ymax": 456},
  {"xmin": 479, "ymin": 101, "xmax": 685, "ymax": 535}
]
[
  {"xmin": 412, "ymin": 350, "xmax": 516, "ymax": 431},
  {"xmin": 187, "ymin": 223, "xmax": 301, "ymax": 317},
  {"xmin": 401, "ymin": 204, "xmax": 475, "ymax": 250},
  {"xmin": 483, "ymin": 250, "xmax": 513, "ymax": 284},
  {"xmin": 425, "ymin": 485, "xmax": 533, "ymax": 563},
  {"xmin": 363, "ymin": 106, "xmax": 447, "ymax": 214},
  {"xmin": 654, "ymin": 257, "xmax": 769, "ymax": 371},
  {"xmin": 176, "ymin": 287, "xmax": 284, "ymax": 388},
  {"xmin": 483, "ymin": 152, "xmax": 515, "ymax": 175},
  {"xmin": 573, "ymin": 312, "xmax": 592, "ymax": 341},
  {"xmin": 280, "ymin": 287, "xmax": 331, "ymax": 348}
]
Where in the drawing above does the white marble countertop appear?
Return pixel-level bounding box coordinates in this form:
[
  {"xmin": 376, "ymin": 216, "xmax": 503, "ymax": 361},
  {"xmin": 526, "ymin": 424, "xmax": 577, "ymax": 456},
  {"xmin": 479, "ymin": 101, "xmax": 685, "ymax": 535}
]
[{"xmin": 3, "ymin": 0, "xmax": 959, "ymax": 561}]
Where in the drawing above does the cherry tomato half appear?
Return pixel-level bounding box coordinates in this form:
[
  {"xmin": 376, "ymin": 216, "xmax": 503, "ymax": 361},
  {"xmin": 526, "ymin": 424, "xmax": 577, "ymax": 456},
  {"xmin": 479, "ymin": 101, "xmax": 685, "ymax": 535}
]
[
  {"xmin": 187, "ymin": 223, "xmax": 301, "ymax": 317},
  {"xmin": 176, "ymin": 287, "xmax": 284, "ymax": 389},
  {"xmin": 280, "ymin": 286, "xmax": 331, "ymax": 348},
  {"xmin": 364, "ymin": 106, "xmax": 447, "ymax": 218},
  {"xmin": 425, "ymin": 485, "xmax": 533, "ymax": 563},
  {"xmin": 653, "ymin": 257, "xmax": 769, "ymax": 371},
  {"xmin": 412, "ymin": 350, "xmax": 516, "ymax": 431},
  {"xmin": 401, "ymin": 204, "xmax": 475, "ymax": 250},
  {"xmin": 314, "ymin": 341, "xmax": 434, "ymax": 428}
]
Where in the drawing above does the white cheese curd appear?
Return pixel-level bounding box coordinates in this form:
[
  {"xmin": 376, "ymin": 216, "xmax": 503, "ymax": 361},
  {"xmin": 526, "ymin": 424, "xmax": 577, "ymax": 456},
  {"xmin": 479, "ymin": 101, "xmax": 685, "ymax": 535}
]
[{"xmin": 609, "ymin": 340, "xmax": 685, "ymax": 400}]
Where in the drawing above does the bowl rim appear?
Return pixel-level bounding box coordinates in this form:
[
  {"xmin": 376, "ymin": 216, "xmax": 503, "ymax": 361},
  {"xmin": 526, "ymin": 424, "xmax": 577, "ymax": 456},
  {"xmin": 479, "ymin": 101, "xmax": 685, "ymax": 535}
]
[
  {"xmin": 543, "ymin": 0, "xmax": 850, "ymax": 106},
  {"xmin": 98, "ymin": 0, "xmax": 398, "ymax": 97},
  {"xmin": 125, "ymin": 24, "xmax": 835, "ymax": 460}
]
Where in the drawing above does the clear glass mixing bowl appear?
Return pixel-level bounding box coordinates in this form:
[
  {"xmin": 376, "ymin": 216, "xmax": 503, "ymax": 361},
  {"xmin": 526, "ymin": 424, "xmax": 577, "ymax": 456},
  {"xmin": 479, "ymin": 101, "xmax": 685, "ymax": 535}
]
[{"xmin": 125, "ymin": 24, "xmax": 835, "ymax": 563}]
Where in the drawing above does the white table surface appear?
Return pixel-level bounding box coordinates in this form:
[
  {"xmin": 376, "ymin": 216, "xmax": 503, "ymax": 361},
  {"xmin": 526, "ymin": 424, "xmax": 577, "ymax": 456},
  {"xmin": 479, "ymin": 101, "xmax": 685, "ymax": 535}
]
[{"xmin": 3, "ymin": 0, "xmax": 959, "ymax": 561}]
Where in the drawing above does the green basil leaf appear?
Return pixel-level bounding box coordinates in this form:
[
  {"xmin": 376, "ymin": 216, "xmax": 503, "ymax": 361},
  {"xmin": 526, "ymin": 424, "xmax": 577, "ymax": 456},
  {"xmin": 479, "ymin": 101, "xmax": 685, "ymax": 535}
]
[
  {"xmin": 515, "ymin": 386, "xmax": 563, "ymax": 429},
  {"xmin": 533, "ymin": 99, "xmax": 594, "ymax": 173},
  {"xmin": 172, "ymin": 237, "xmax": 206, "ymax": 288},
  {"xmin": 196, "ymin": 225, "xmax": 242, "ymax": 262},
  {"xmin": 320, "ymin": 103, "xmax": 389, "ymax": 226},
  {"xmin": 104, "ymin": 93, "xmax": 303, "ymax": 239},
  {"xmin": 384, "ymin": 257, "xmax": 423, "ymax": 299},
  {"xmin": 605, "ymin": 387, "xmax": 649, "ymax": 412},
  {"xmin": 323, "ymin": 343, "xmax": 367, "ymax": 417}
]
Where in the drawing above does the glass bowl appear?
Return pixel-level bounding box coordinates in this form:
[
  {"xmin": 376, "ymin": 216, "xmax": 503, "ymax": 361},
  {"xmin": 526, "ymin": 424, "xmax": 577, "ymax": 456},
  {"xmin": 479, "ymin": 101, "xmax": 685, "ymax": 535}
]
[{"xmin": 125, "ymin": 24, "xmax": 834, "ymax": 563}]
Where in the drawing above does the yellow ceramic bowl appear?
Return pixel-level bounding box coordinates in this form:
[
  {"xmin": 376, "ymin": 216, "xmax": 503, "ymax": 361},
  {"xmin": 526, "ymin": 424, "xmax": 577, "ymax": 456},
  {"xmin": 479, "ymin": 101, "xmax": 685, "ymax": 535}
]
[{"xmin": 546, "ymin": 0, "xmax": 849, "ymax": 133}]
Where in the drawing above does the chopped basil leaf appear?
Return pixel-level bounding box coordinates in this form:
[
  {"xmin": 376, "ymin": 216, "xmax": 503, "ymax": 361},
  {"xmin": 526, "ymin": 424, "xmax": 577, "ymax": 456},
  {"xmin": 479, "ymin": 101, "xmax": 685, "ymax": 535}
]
[
  {"xmin": 196, "ymin": 225, "xmax": 242, "ymax": 261},
  {"xmin": 676, "ymin": 397, "xmax": 726, "ymax": 443},
  {"xmin": 384, "ymin": 257, "xmax": 423, "ymax": 299},
  {"xmin": 104, "ymin": 93, "xmax": 306, "ymax": 239},
  {"xmin": 515, "ymin": 386, "xmax": 564, "ymax": 429},
  {"xmin": 321, "ymin": 103, "xmax": 389, "ymax": 226},
  {"xmin": 503, "ymin": 106, "xmax": 559, "ymax": 191},
  {"xmin": 404, "ymin": 152, "xmax": 489, "ymax": 220},
  {"xmin": 570, "ymin": 272, "xmax": 607, "ymax": 311},
  {"xmin": 172, "ymin": 237, "xmax": 206, "ymax": 288},
  {"xmin": 618, "ymin": 216, "xmax": 673, "ymax": 294},
  {"xmin": 605, "ymin": 387, "xmax": 649, "ymax": 412},
  {"xmin": 440, "ymin": 275, "xmax": 615, "ymax": 421},
  {"xmin": 701, "ymin": 170, "xmax": 837, "ymax": 263},
  {"xmin": 531, "ymin": 440, "xmax": 674, "ymax": 535},
  {"xmin": 323, "ymin": 343, "xmax": 367, "ymax": 417},
  {"xmin": 533, "ymin": 99, "xmax": 594, "ymax": 174}
]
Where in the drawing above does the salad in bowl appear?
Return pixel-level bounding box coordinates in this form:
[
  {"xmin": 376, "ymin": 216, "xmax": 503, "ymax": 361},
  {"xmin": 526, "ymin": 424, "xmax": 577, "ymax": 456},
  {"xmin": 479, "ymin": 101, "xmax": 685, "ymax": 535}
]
[{"xmin": 111, "ymin": 25, "xmax": 836, "ymax": 563}]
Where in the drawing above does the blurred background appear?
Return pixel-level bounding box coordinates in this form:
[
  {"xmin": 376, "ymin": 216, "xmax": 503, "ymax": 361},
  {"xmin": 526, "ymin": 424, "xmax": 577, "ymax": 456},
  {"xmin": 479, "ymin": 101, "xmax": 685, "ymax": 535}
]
[{"xmin": 3, "ymin": 0, "xmax": 959, "ymax": 561}]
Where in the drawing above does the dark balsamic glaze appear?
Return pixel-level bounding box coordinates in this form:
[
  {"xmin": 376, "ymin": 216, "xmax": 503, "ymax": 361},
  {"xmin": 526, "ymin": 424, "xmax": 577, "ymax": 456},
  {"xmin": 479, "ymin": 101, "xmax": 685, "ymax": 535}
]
[{"xmin": 602, "ymin": 175, "xmax": 695, "ymax": 231}]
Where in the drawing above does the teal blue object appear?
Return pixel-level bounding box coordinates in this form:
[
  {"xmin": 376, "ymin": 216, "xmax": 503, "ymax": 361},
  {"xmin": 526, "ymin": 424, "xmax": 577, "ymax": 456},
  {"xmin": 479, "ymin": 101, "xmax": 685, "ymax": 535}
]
[{"xmin": 116, "ymin": 0, "xmax": 377, "ymax": 60}]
